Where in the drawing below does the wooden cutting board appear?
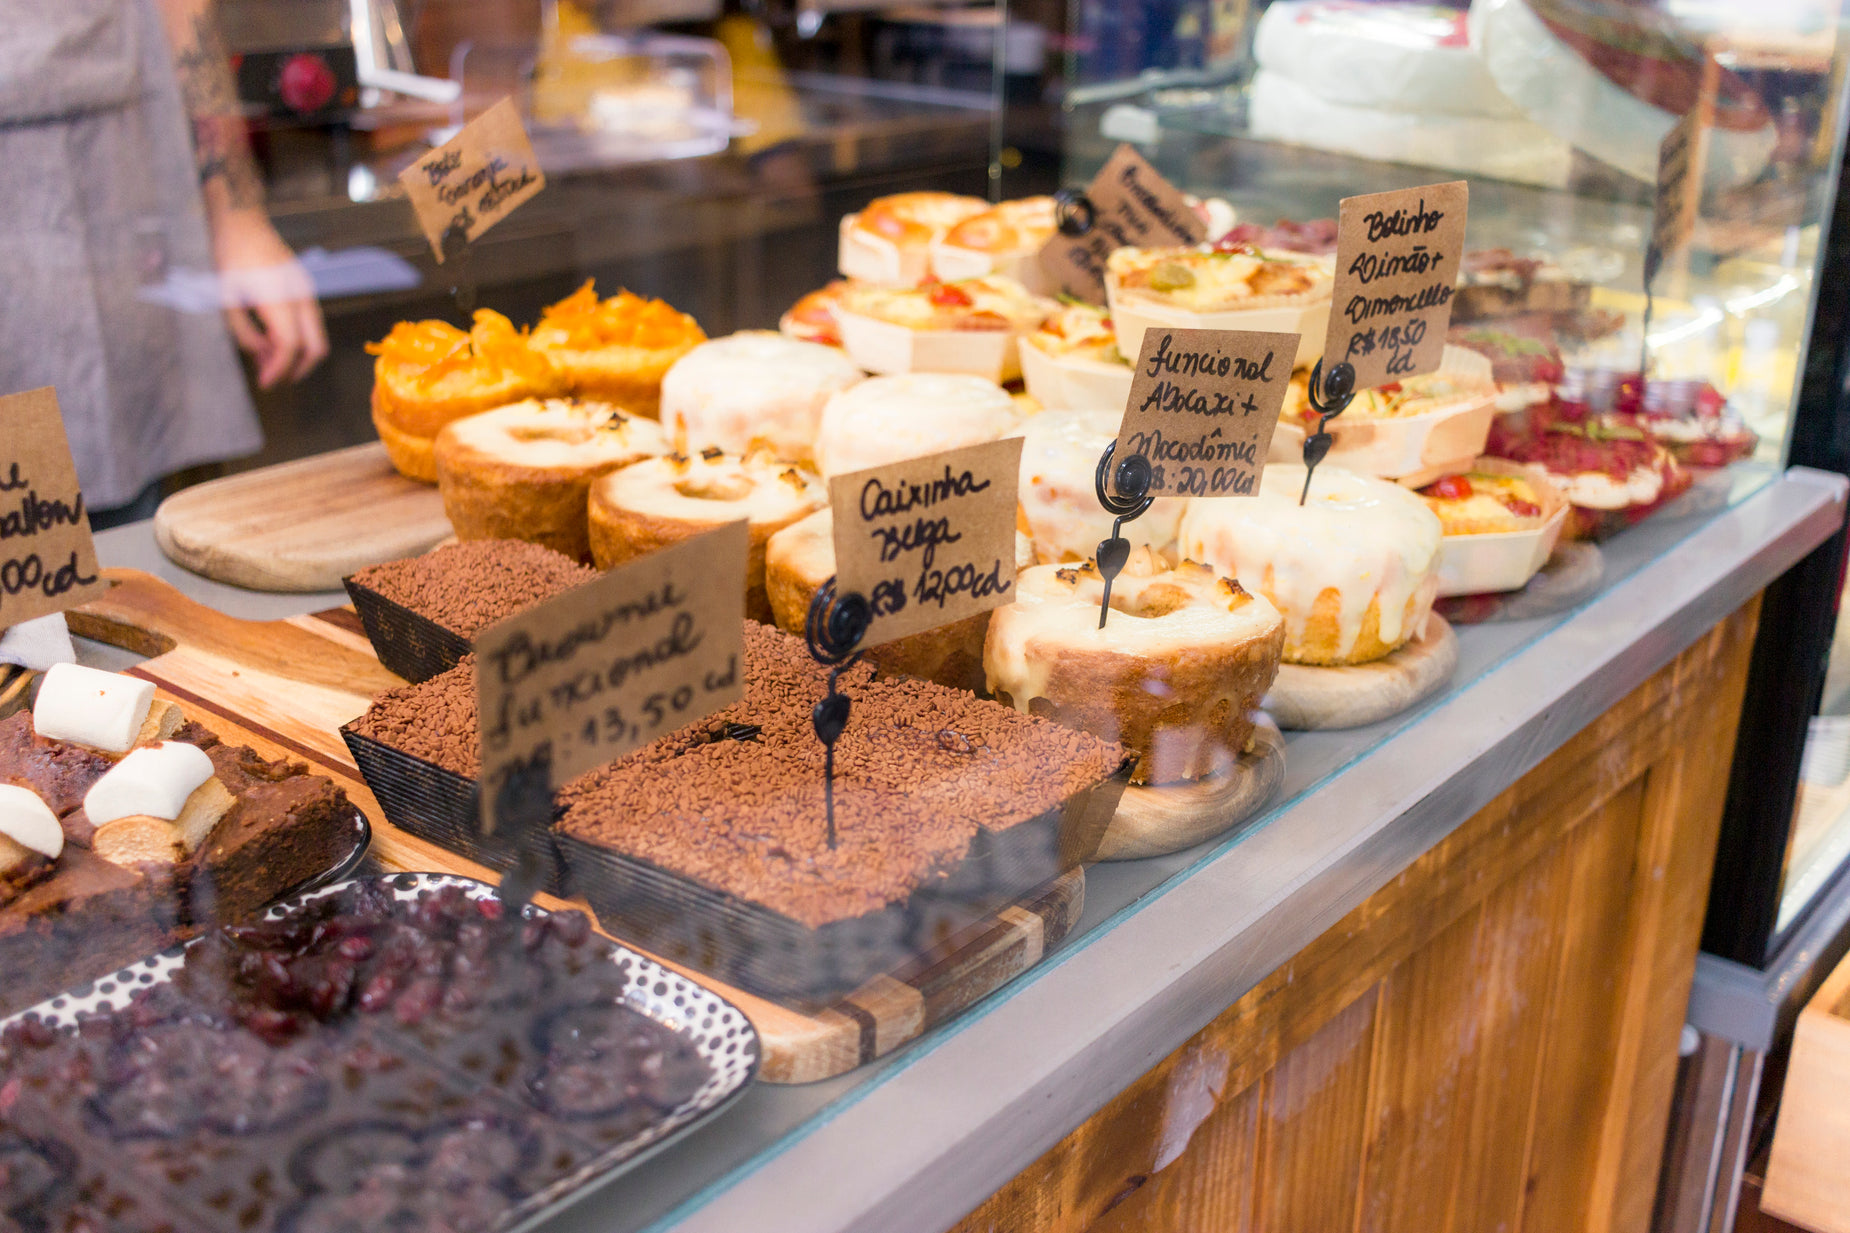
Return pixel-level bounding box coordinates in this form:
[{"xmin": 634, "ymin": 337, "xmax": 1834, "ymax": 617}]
[
  {"xmin": 1100, "ymin": 718, "xmax": 1285, "ymax": 861},
  {"xmin": 66, "ymin": 570, "xmax": 1081, "ymax": 1085},
  {"xmin": 1264, "ymin": 616, "xmax": 1459, "ymax": 731},
  {"xmin": 153, "ymin": 444, "xmax": 453, "ymax": 593}
]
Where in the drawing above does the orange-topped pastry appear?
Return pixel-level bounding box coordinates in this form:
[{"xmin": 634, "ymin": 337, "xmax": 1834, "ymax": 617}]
[
  {"xmin": 369, "ymin": 309, "xmax": 565, "ymax": 482},
  {"xmin": 839, "ymin": 191, "xmax": 990, "ymax": 285},
  {"xmin": 529, "ymin": 280, "xmax": 706, "ymax": 417}
]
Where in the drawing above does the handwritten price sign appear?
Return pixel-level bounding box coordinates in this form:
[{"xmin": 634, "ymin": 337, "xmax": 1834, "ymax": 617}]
[
  {"xmin": 0, "ymin": 388, "xmax": 104, "ymax": 631},
  {"xmin": 399, "ymin": 98, "xmax": 545, "ymax": 263},
  {"xmin": 1325, "ymin": 181, "xmax": 1468, "ymax": 391},
  {"xmin": 829, "ymin": 438, "xmax": 1023, "ymax": 648},
  {"xmin": 472, "ymin": 521, "xmax": 747, "ymax": 832},
  {"xmin": 1037, "ymin": 145, "xmax": 1206, "ymax": 304},
  {"xmin": 1115, "ymin": 329, "xmax": 1293, "ymax": 498}
]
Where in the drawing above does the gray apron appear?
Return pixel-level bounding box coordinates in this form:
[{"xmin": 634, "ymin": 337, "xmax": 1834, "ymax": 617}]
[{"xmin": 0, "ymin": 0, "xmax": 260, "ymax": 509}]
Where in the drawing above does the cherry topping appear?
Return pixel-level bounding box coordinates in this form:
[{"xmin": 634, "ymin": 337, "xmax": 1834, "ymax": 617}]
[{"xmin": 1427, "ymin": 474, "xmax": 1474, "ymax": 501}]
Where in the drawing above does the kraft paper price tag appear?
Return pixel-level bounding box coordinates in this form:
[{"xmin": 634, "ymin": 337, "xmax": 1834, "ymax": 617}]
[
  {"xmin": 0, "ymin": 387, "xmax": 104, "ymax": 631},
  {"xmin": 400, "ymin": 98, "xmax": 545, "ymax": 263},
  {"xmin": 1038, "ymin": 144, "xmax": 1207, "ymax": 303},
  {"xmin": 473, "ymin": 521, "xmax": 748, "ymax": 832},
  {"xmin": 1650, "ymin": 106, "xmax": 1706, "ymax": 274},
  {"xmin": 1325, "ymin": 180, "xmax": 1468, "ymax": 391},
  {"xmin": 1115, "ymin": 329, "xmax": 1293, "ymax": 498},
  {"xmin": 829, "ymin": 437, "xmax": 1023, "ymax": 648}
]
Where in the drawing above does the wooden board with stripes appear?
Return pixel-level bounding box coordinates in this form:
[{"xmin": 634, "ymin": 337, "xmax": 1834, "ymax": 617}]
[{"xmin": 67, "ymin": 569, "xmax": 1082, "ymax": 1085}]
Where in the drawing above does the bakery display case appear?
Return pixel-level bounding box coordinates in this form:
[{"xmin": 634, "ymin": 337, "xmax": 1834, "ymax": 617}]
[{"xmin": 9, "ymin": 0, "xmax": 1850, "ymax": 1231}]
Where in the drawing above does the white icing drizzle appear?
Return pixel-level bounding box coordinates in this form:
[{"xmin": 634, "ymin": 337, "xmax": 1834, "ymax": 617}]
[
  {"xmin": 985, "ymin": 555, "xmax": 1282, "ymax": 713},
  {"xmin": 814, "ymin": 373, "xmax": 1019, "ymax": 478},
  {"xmin": 1014, "ymin": 408, "xmax": 1186, "ymax": 563},
  {"xmin": 660, "ymin": 331, "xmax": 864, "ymax": 462},
  {"xmin": 598, "ymin": 450, "xmax": 826, "ymax": 527},
  {"xmin": 1177, "ymin": 464, "xmax": 1441, "ymax": 660},
  {"xmin": 441, "ymin": 399, "xmax": 666, "ymax": 471}
]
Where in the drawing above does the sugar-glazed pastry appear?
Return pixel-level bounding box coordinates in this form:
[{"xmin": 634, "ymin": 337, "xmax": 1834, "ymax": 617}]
[
  {"xmin": 529, "ymin": 280, "xmax": 706, "ymax": 416},
  {"xmin": 368, "ymin": 310, "xmax": 566, "ymax": 482},
  {"xmin": 839, "ymin": 191, "xmax": 990, "ymax": 285},
  {"xmin": 1105, "ymin": 242, "xmax": 1334, "ymax": 369},
  {"xmin": 659, "ymin": 331, "xmax": 864, "ymax": 465},
  {"xmin": 588, "ymin": 448, "xmax": 826, "ymax": 621},
  {"xmin": 434, "ymin": 398, "xmax": 669, "ymax": 561},
  {"xmin": 1016, "ymin": 408, "xmax": 1186, "ymax": 564},
  {"xmin": 834, "ymin": 274, "xmax": 1055, "ymax": 383},
  {"xmin": 930, "ymin": 195, "xmax": 1058, "ymax": 290},
  {"xmin": 985, "ymin": 551, "xmax": 1285, "ymax": 784},
  {"xmin": 764, "ymin": 507, "xmax": 1033, "ymax": 694},
  {"xmin": 814, "ymin": 372, "xmax": 1020, "ymax": 479},
  {"xmin": 1178, "ymin": 464, "xmax": 1442, "ymax": 666}
]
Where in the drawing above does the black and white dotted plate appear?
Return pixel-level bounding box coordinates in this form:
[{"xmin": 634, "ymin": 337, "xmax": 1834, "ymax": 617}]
[{"xmin": 3, "ymin": 872, "xmax": 760, "ymax": 1226}]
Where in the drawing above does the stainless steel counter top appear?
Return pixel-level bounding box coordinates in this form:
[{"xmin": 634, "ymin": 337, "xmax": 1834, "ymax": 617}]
[{"xmin": 93, "ymin": 465, "xmax": 1848, "ymax": 1233}]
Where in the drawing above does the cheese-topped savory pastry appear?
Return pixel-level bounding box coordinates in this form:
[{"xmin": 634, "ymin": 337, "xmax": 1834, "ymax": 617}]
[
  {"xmin": 368, "ymin": 310, "xmax": 566, "ymax": 482},
  {"xmin": 839, "ymin": 191, "xmax": 990, "ymax": 285},
  {"xmin": 1016, "ymin": 407, "xmax": 1185, "ymax": 564},
  {"xmin": 1024, "ymin": 301, "xmax": 1124, "ymax": 363},
  {"xmin": 779, "ymin": 280, "xmax": 856, "ymax": 349},
  {"xmin": 839, "ymin": 274, "xmax": 1053, "ymax": 333},
  {"xmin": 1105, "ymin": 242, "xmax": 1334, "ymax": 369},
  {"xmin": 814, "ymin": 372, "xmax": 1020, "ymax": 479},
  {"xmin": 587, "ymin": 448, "xmax": 826, "ymax": 621},
  {"xmin": 1287, "ymin": 355, "xmax": 1499, "ymax": 423},
  {"xmin": 1107, "ymin": 243, "xmax": 1332, "ymax": 315},
  {"xmin": 1178, "ymin": 464, "xmax": 1442, "ymax": 666},
  {"xmin": 930, "ymin": 195, "xmax": 1058, "ymax": 289},
  {"xmin": 434, "ymin": 397, "xmax": 669, "ymax": 561},
  {"xmin": 1416, "ymin": 470, "xmax": 1549, "ymax": 535},
  {"xmin": 985, "ymin": 551, "xmax": 1285, "ymax": 785},
  {"xmin": 659, "ymin": 331, "xmax": 864, "ymax": 464},
  {"xmin": 835, "ymin": 274, "xmax": 1054, "ymax": 382},
  {"xmin": 1018, "ymin": 302, "xmax": 1134, "ymax": 413},
  {"xmin": 529, "ymin": 280, "xmax": 706, "ymax": 416}
]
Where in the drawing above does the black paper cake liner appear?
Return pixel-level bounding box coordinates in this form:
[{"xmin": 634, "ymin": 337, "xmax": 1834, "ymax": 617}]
[
  {"xmin": 339, "ymin": 726, "xmax": 569, "ymax": 896},
  {"xmin": 555, "ymin": 754, "xmax": 1132, "ymax": 1006},
  {"xmin": 343, "ymin": 577, "xmax": 474, "ymax": 685}
]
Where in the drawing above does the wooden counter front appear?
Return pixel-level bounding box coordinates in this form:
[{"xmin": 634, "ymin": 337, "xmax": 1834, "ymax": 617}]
[{"xmin": 951, "ymin": 598, "xmax": 1761, "ymax": 1233}]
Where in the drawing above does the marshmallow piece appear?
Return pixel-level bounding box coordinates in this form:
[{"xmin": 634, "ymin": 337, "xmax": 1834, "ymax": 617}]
[
  {"xmin": 0, "ymin": 784, "xmax": 63, "ymax": 859},
  {"xmin": 83, "ymin": 742, "xmax": 215, "ymax": 826},
  {"xmin": 33, "ymin": 663, "xmax": 157, "ymax": 754}
]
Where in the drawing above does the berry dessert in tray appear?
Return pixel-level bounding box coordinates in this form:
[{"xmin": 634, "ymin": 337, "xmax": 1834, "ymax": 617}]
[
  {"xmin": 0, "ymin": 664, "xmax": 364, "ymax": 1016},
  {"xmin": 0, "ymin": 875, "xmax": 757, "ymax": 1233},
  {"xmin": 342, "ymin": 625, "xmax": 1131, "ymax": 1004}
]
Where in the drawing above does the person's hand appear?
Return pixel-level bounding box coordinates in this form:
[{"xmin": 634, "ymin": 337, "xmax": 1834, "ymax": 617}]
[{"xmin": 210, "ymin": 208, "xmax": 329, "ymax": 388}]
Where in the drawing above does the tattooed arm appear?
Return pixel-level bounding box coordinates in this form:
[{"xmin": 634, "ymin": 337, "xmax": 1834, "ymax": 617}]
[{"xmin": 155, "ymin": 0, "xmax": 328, "ymax": 386}]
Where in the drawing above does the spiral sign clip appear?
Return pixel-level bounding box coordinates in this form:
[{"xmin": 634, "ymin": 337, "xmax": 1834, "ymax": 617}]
[
  {"xmin": 1299, "ymin": 357, "xmax": 1356, "ymax": 505},
  {"xmin": 805, "ymin": 578, "xmax": 872, "ymax": 849},
  {"xmin": 1092, "ymin": 441, "xmax": 1155, "ymax": 630}
]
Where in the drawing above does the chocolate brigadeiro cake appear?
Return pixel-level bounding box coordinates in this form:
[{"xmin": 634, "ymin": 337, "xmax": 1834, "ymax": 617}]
[
  {"xmin": 0, "ymin": 675, "xmax": 357, "ymax": 1016},
  {"xmin": 345, "ymin": 539, "xmax": 596, "ymax": 683},
  {"xmin": 345, "ymin": 623, "xmax": 1130, "ymax": 1002}
]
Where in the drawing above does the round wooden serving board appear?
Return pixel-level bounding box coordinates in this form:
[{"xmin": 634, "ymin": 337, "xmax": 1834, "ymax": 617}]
[
  {"xmin": 1100, "ymin": 717, "xmax": 1286, "ymax": 861},
  {"xmin": 1264, "ymin": 616, "xmax": 1459, "ymax": 731},
  {"xmin": 155, "ymin": 442, "xmax": 453, "ymax": 593}
]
